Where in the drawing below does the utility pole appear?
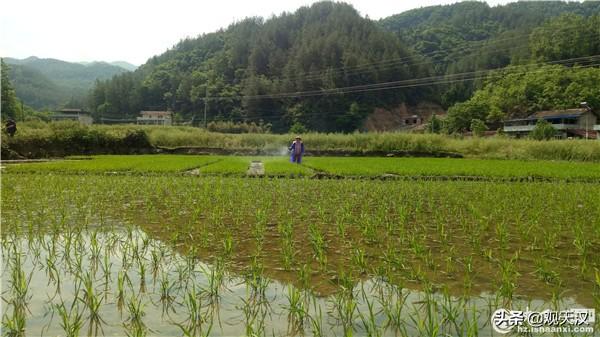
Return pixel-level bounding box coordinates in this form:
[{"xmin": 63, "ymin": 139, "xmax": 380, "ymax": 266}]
[
  {"xmin": 203, "ymin": 98, "xmax": 208, "ymax": 129},
  {"xmin": 580, "ymin": 102, "xmax": 591, "ymax": 140}
]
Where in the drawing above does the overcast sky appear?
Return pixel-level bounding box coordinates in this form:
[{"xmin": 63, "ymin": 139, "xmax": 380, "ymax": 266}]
[{"xmin": 1, "ymin": 0, "xmax": 512, "ymax": 66}]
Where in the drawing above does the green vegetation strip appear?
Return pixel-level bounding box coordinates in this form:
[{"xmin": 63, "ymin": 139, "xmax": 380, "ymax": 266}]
[
  {"xmin": 5, "ymin": 155, "xmax": 600, "ymax": 181},
  {"xmin": 198, "ymin": 156, "xmax": 313, "ymax": 176},
  {"xmin": 5, "ymin": 155, "xmax": 221, "ymax": 173},
  {"xmin": 5, "ymin": 122, "xmax": 600, "ymax": 162},
  {"xmin": 304, "ymin": 157, "xmax": 600, "ymax": 180}
]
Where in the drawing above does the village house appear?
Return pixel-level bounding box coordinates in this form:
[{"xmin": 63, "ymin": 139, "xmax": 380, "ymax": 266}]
[
  {"xmin": 136, "ymin": 111, "xmax": 173, "ymax": 126},
  {"xmin": 503, "ymin": 108, "xmax": 598, "ymax": 139},
  {"xmin": 50, "ymin": 109, "xmax": 93, "ymax": 125}
]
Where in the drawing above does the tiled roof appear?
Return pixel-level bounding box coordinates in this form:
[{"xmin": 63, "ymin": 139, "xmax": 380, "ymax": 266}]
[
  {"xmin": 568, "ymin": 129, "xmax": 598, "ymax": 139},
  {"xmin": 529, "ymin": 109, "xmax": 586, "ymax": 118}
]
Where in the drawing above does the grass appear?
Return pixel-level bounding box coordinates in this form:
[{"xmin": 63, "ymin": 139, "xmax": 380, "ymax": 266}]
[
  {"xmin": 4, "ymin": 121, "xmax": 600, "ymax": 161},
  {"xmin": 259, "ymin": 157, "xmax": 313, "ymax": 176},
  {"xmin": 4, "ymin": 155, "xmax": 220, "ymax": 173},
  {"xmin": 304, "ymin": 157, "xmax": 600, "ymax": 180},
  {"xmin": 197, "ymin": 156, "xmax": 249, "ymax": 175}
]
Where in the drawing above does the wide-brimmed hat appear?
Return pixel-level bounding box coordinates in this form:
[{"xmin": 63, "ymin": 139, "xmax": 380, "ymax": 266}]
[{"xmin": 295, "ymin": 136, "xmax": 302, "ymax": 139}]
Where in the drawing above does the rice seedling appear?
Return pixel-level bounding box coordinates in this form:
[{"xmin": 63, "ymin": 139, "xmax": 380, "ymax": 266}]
[
  {"xmin": 307, "ymin": 296, "xmax": 325, "ymax": 337},
  {"xmin": 174, "ymin": 283, "xmax": 213, "ymax": 337},
  {"xmin": 497, "ymin": 254, "xmax": 519, "ymax": 302},
  {"xmin": 123, "ymin": 295, "xmax": 147, "ymax": 337},
  {"xmin": 284, "ymin": 285, "xmax": 307, "ymax": 334},
  {"xmin": 78, "ymin": 271, "xmax": 105, "ymax": 334},
  {"xmin": 239, "ymin": 283, "xmax": 269, "ymax": 337},
  {"xmin": 2, "ymin": 164, "xmax": 598, "ymax": 336},
  {"xmin": 351, "ymin": 247, "xmax": 368, "ymax": 275},
  {"xmin": 54, "ymin": 302, "xmax": 84, "ymax": 337},
  {"xmin": 116, "ymin": 270, "xmax": 131, "ymax": 313},
  {"xmin": 534, "ymin": 257, "xmax": 562, "ymax": 286},
  {"xmin": 357, "ymin": 283, "xmax": 383, "ymax": 337},
  {"xmin": 308, "ymin": 222, "xmax": 328, "ymax": 270},
  {"xmin": 330, "ymin": 287, "xmax": 357, "ymax": 336},
  {"xmin": 3, "ymin": 247, "xmax": 32, "ymax": 337}
]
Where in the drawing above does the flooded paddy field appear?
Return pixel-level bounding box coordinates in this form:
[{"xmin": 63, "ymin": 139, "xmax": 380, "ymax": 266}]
[{"xmin": 2, "ymin": 158, "xmax": 599, "ymax": 336}]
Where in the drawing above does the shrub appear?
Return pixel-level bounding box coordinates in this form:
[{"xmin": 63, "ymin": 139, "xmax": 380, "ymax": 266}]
[
  {"xmin": 121, "ymin": 130, "xmax": 152, "ymax": 149},
  {"xmin": 470, "ymin": 119, "xmax": 488, "ymax": 137},
  {"xmin": 530, "ymin": 119, "xmax": 556, "ymax": 140},
  {"xmin": 289, "ymin": 122, "xmax": 308, "ymax": 134}
]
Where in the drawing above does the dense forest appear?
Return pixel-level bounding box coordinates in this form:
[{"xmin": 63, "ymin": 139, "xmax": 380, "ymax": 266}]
[
  {"xmin": 7, "ymin": 1, "xmax": 600, "ymax": 133},
  {"xmin": 90, "ymin": 2, "xmax": 433, "ymax": 132},
  {"xmin": 380, "ymin": 1, "xmax": 600, "ymax": 108}
]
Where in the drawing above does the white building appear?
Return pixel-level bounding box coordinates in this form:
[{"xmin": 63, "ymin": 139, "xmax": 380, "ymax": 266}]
[
  {"xmin": 51, "ymin": 109, "xmax": 93, "ymax": 125},
  {"xmin": 503, "ymin": 108, "xmax": 598, "ymax": 139},
  {"xmin": 136, "ymin": 111, "xmax": 173, "ymax": 126}
]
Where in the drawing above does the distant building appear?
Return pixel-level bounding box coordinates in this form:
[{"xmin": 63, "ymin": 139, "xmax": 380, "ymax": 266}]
[
  {"xmin": 51, "ymin": 109, "xmax": 93, "ymax": 125},
  {"xmin": 136, "ymin": 111, "xmax": 173, "ymax": 126},
  {"xmin": 503, "ymin": 108, "xmax": 598, "ymax": 139}
]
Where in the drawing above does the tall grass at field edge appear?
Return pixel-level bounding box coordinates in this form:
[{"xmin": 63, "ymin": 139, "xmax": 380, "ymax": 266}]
[{"xmin": 3, "ymin": 121, "xmax": 600, "ymax": 161}]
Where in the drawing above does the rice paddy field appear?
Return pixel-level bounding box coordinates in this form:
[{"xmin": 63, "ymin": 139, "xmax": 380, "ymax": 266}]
[{"xmin": 2, "ymin": 154, "xmax": 599, "ymax": 336}]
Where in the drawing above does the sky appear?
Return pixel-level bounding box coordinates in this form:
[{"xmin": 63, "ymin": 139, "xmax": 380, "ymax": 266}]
[{"xmin": 1, "ymin": 0, "xmax": 512, "ymax": 66}]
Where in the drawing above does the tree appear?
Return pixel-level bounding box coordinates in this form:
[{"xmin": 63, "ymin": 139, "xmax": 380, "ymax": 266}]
[
  {"xmin": 335, "ymin": 102, "xmax": 365, "ymax": 133},
  {"xmin": 447, "ymin": 65, "xmax": 600, "ymax": 124},
  {"xmin": 470, "ymin": 118, "xmax": 488, "ymax": 136},
  {"xmin": 289, "ymin": 122, "xmax": 308, "ymax": 134},
  {"xmin": 445, "ymin": 100, "xmax": 489, "ymax": 133},
  {"xmin": 88, "ymin": 2, "xmax": 426, "ymax": 132},
  {"xmin": 1, "ymin": 60, "xmax": 20, "ymax": 120},
  {"xmin": 529, "ymin": 119, "xmax": 556, "ymax": 140},
  {"xmin": 426, "ymin": 114, "xmax": 443, "ymax": 133},
  {"xmin": 529, "ymin": 14, "xmax": 600, "ymax": 62}
]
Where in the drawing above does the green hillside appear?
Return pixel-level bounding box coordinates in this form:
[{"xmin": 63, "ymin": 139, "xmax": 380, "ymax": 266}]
[
  {"xmin": 88, "ymin": 1, "xmax": 600, "ymax": 133},
  {"xmin": 89, "ymin": 2, "xmax": 429, "ymax": 131},
  {"xmin": 378, "ymin": 1, "xmax": 600, "ymax": 106},
  {"xmin": 3, "ymin": 56, "xmax": 130, "ymax": 109},
  {"xmin": 8, "ymin": 1, "xmax": 597, "ymax": 132}
]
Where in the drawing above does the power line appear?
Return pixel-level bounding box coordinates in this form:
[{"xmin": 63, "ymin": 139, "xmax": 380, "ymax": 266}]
[
  {"xmin": 98, "ymin": 59, "xmax": 600, "ymax": 124},
  {"xmin": 198, "ymin": 54, "xmax": 600, "ymax": 101},
  {"xmin": 270, "ymin": 23, "xmax": 597, "ymax": 82},
  {"xmin": 199, "ymin": 61, "xmax": 600, "ymax": 122}
]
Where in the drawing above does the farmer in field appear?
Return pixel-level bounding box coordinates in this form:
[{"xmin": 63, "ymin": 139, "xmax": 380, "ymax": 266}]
[
  {"xmin": 5, "ymin": 119, "xmax": 16, "ymax": 137},
  {"xmin": 289, "ymin": 136, "xmax": 304, "ymax": 164}
]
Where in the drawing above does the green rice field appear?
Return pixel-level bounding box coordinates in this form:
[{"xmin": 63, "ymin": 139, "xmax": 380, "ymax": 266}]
[
  {"xmin": 5, "ymin": 154, "xmax": 600, "ymax": 181},
  {"xmin": 2, "ymin": 155, "xmax": 599, "ymax": 336}
]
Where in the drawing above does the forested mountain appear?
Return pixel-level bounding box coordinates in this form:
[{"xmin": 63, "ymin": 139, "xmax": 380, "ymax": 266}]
[
  {"xmin": 3, "ymin": 57, "xmax": 130, "ymax": 109},
  {"xmin": 79, "ymin": 60, "xmax": 138, "ymax": 71},
  {"xmin": 90, "ymin": 2, "xmax": 428, "ymax": 131},
  {"xmin": 379, "ymin": 1, "xmax": 600, "ymax": 106},
  {"xmin": 108, "ymin": 61, "xmax": 138, "ymax": 71},
  {"xmin": 85, "ymin": 1, "xmax": 600, "ymax": 132}
]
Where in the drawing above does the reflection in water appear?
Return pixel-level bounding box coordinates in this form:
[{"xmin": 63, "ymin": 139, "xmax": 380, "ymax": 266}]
[{"xmin": 1, "ymin": 227, "xmax": 585, "ymax": 336}]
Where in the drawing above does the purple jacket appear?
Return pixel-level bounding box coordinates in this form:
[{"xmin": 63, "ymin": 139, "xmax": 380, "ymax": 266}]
[{"xmin": 289, "ymin": 141, "xmax": 304, "ymax": 162}]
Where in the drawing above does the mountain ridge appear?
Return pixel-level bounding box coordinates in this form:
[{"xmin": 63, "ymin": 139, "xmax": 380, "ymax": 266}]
[
  {"xmin": 88, "ymin": 1, "xmax": 600, "ymax": 132},
  {"xmin": 3, "ymin": 56, "xmax": 132, "ymax": 109}
]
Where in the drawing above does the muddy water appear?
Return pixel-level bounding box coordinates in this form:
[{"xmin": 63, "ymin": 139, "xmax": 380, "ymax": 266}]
[{"xmin": 1, "ymin": 228, "xmax": 588, "ymax": 337}]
